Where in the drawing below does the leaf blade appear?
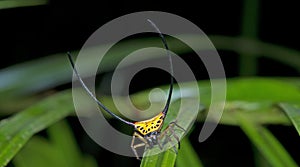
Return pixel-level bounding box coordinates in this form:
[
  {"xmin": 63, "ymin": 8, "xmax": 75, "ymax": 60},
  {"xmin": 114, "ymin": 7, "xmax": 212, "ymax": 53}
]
[
  {"xmin": 279, "ymin": 103, "xmax": 300, "ymax": 135},
  {"xmin": 0, "ymin": 0, "xmax": 48, "ymax": 10},
  {"xmin": 0, "ymin": 90, "xmax": 73, "ymax": 167},
  {"xmin": 236, "ymin": 113, "xmax": 298, "ymax": 167},
  {"xmin": 13, "ymin": 120, "xmax": 98, "ymax": 167}
]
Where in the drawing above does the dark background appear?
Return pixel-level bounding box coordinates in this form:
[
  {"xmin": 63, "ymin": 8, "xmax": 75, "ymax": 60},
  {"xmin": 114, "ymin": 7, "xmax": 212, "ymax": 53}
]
[
  {"xmin": 1, "ymin": 0, "xmax": 299, "ymax": 167},
  {"xmin": 1, "ymin": 0, "xmax": 299, "ymax": 73}
]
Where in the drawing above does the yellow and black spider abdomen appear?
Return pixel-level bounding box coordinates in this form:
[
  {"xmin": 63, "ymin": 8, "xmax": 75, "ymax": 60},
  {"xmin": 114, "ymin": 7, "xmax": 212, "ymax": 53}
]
[{"xmin": 134, "ymin": 112, "xmax": 165, "ymax": 136}]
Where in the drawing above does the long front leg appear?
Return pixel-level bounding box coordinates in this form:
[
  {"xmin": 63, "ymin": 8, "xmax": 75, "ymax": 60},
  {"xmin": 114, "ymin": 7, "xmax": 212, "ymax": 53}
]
[
  {"xmin": 168, "ymin": 125, "xmax": 181, "ymax": 149},
  {"xmin": 169, "ymin": 121, "xmax": 186, "ymax": 132}
]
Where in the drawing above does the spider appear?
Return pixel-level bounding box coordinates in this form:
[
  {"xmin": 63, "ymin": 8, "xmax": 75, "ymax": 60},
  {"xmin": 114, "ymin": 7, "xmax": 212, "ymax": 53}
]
[{"xmin": 68, "ymin": 19, "xmax": 185, "ymax": 159}]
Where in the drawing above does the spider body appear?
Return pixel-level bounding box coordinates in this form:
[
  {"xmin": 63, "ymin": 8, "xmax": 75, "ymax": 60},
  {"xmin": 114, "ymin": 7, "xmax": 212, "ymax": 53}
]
[{"xmin": 134, "ymin": 112, "xmax": 165, "ymax": 136}]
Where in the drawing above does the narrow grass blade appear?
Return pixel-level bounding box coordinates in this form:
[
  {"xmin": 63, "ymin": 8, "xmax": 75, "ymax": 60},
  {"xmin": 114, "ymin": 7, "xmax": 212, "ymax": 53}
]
[
  {"xmin": 236, "ymin": 113, "xmax": 298, "ymax": 167},
  {"xmin": 239, "ymin": 0, "xmax": 259, "ymax": 75},
  {"xmin": 0, "ymin": 54, "xmax": 72, "ymax": 97},
  {"xmin": 210, "ymin": 36, "xmax": 300, "ymax": 72},
  {"xmin": 140, "ymin": 149, "xmax": 177, "ymax": 167},
  {"xmin": 218, "ymin": 102, "xmax": 291, "ymax": 125},
  {"xmin": 0, "ymin": 90, "xmax": 73, "ymax": 167},
  {"xmin": 253, "ymin": 147, "xmax": 272, "ymax": 167},
  {"xmin": 279, "ymin": 103, "xmax": 300, "ymax": 135},
  {"xmin": 0, "ymin": 0, "xmax": 48, "ymax": 10},
  {"xmin": 225, "ymin": 78, "xmax": 300, "ymax": 103}
]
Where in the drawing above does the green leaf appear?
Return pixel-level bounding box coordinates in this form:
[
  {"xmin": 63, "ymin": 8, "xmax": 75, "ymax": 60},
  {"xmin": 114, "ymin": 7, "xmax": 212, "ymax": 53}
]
[
  {"xmin": 176, "ymin": 137, "xmax": 203, "ymax": 167},
  {"xmin": 0, "ymin": 0, "xmax": 48, "ymax": 10},
  {"xmin": 131, "ymin": 78, "xmax": 300, "ymax": 126},
  {"xmin": 132, "ymin": 78, "xmax": 300, "ymax": 108},
  {"xmin": 140, "ymin": 148, "xmax": 177, "ymax": 167},
  {"xmin": 0, "ymin": 90, "xmax": 73, "ymax": 167},
  {"xmin": 279, "ymin": 103, "xmax": 300, "ymax": 135},
  {"xmin": 13, "ymin": 120, "xmax": 97, "ymax": 167},
  {"xmin": 225, "ymin": 78, "xmax": 300, "ymax": 103},
  {"xmin": 236, "ymin": 113, "xmax": 298, "ymax": 167},
  {"xmin": 0, "ymin": 54, "xmax": 72, "ymax": 98},
  {"xmin": 218, "ymin": 101, "xmax": 291, "ymax": 125},
  {"xmin": 194, "ymin": 78, "xmax": 300, "ymax": 126}
]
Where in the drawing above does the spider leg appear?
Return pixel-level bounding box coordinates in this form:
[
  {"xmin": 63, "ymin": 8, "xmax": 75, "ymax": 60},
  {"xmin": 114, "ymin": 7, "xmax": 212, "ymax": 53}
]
[
  {"xmin": 158, "ymin": 126, "xmax": 179, "ymax": 153},
  {"xmin": 131, "ymin": 132, "xmax": 148, "ymax": 160},
  {"xmin": 165, "ymin": 132, "xmax": 178, "ymax": 154},
  {"xmin": 158, "ymin": 128, "xmax": 170, "ymax": 146},
  {"xmin": 168, "ymin": 125, "xmax": 181, "ymax": 149},
  {"xmin": 157, "ymin": 139, "xmax": 163, "ymax": 150},
  {"xmin": 160, "ymin": 121, "xmax": 185, "ymax": 150},
  {"xmin": 169, "ymin": 121, "xmax": 186, "ymax": 132},
  {"xmin": 169, "ymin": 121, "xmax": 186, "ymax": 149}
]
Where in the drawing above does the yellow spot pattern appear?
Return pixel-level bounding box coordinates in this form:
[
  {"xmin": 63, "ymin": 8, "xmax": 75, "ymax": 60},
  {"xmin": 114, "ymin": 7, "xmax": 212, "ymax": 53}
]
[{"xmin": 134, "ymin": 112, "xmax": 165, "ymax": 136}]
